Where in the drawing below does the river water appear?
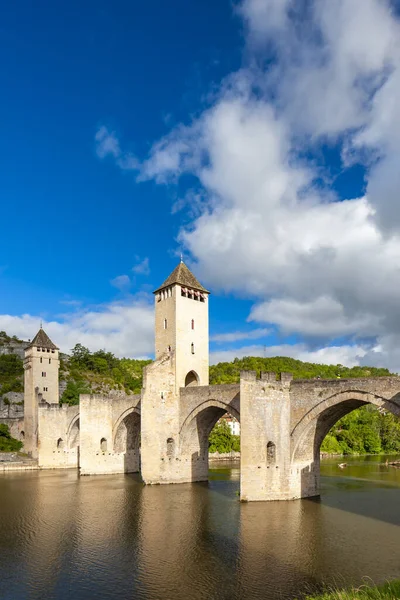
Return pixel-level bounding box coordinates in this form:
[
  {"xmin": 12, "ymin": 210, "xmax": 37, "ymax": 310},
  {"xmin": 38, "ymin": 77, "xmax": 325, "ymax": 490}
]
[{"xmin": 1, "ymin": 456, "xmax": 400, "ymax": 600}]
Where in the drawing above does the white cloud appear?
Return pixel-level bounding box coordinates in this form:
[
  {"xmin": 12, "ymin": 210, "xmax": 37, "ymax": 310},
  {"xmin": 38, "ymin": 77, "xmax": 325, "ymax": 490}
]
[
  {"xmin": 249, "ymin": 297, "xmax": 382, "ymax": 338},
  {"xmin": 211, "ymin": 327, "xmax": 271, "ymax": 343},
  {"xmin": 132, "ymin": 257, "xmax": 150, "ymax": 276},
  {"xmin": 95, "ymin": 126, "xmax": 139, "ymax": 170},
  {"xmin": 110, "ymin": 274, "xmax": 131, "ymax": 291},
  {"xmin": 95, "ymin": 1, "xmax": 400, "ymax": 372},
  {"xmin": 210, "ymin": 342, "xmax": 367, "ymax": 367},
  {"xmin": 0, "ymin": 299, "xmax": 154, "ymax": 359},
  {"xmin": 95, "ymin": 126, "xmax": 121, "ymax": 159}
]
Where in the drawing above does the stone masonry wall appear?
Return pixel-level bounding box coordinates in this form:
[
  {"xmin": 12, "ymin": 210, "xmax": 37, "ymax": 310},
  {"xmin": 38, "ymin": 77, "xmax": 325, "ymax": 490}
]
[
  {"xmin": 240, "ymin": 371, "xmax": 293, "ymax": 502},
  {"xmin": 37, "ymin": 403, "xmax": 79, "ymax": 468},
  {"xmin": 79, "ymin": 393, "xmax": 141, "ymax": 475}
]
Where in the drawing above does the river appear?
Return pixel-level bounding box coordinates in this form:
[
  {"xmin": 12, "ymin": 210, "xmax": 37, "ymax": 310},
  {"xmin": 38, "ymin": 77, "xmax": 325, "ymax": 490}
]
[{"xmin": 1, "ymin": 455, "xmax": 400, "ymax": 600}]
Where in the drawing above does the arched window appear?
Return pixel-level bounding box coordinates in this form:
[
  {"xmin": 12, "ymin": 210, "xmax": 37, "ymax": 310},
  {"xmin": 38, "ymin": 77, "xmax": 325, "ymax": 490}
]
[
  {"xmin": 191, "ymin": 343, "xmax": 195, "ymax": 354},
  {"xmin": 191, "ymin": 319, "xmax": 194, "ymax": 330},
  {"xmin": 57, "ymin": 438, "xmax": 64, "ymax": 450},
  {"xmin": 100, "ymin": 438, "xmax": 107, "ymax": 452},
  {"xmin": 20, "ymin": 431, "xmax": 25, "ymax": 441},
  {"xmin": 166, "ymin": 438, "xmax": 175, "ymax": 457},
  {"xmin": 267, "ymin": 441, "xmax": 276, "ymax": 464}
]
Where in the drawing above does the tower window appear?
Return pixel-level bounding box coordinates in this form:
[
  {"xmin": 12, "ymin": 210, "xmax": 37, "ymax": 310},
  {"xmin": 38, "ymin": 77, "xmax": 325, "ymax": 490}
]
[
  {"xmin": 40, "ymin": 357, "xmax": 42, "ymax": 363},
  {"xmin": 49, "ymin": 358, "xmax": 51, "ymax": 364},
  {"xmin": 191, "ymin": 343, "xmax": 195, "ymax": 354},
  {"xmin": 42, "ymin": 372, "xmax": 46, "ymax": 377},
  {"xmin": 43, "ymin": 387, "xmax": 48, "ymax": 392},
  {"xmin": 191, "ymin": 319, "xmax": 194, "ymax": 330},
  {"xmin": 164, "ymin": 318, "xmax": 167, "ymax": 329}
]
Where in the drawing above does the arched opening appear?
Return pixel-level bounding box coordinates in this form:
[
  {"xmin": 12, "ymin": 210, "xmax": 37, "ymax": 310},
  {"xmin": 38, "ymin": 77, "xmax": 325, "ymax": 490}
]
[
  {"xmin": 291, "ymin": 392, "xmax": 400, "ymax": 498},
  {"xmin": 184, "ymin": 370, "xmax": 199, "ymax": 387},
  {"xmin": 100, "ymin": 438, "xmax": 107, "ymax": 452},
  {"xmin": 20, "ymin": 431, "xmax": 25, "ymax": 441},
  {"xmin": 267, "ymin": 441, "xmax": 276, "ymax": 464},
  {"xmin": 113, "ymin": 409, "xmax": 141, "ymax": 472},
  {"xmin": 179, "ymin": 399, "xmax": 240, "ymax": 482},
  {"xmin": 57, "ymin": 438, "xmax": 64, "ymax": 450},
  {"xmin": 166, "ymin": 438, "xmax": 175, "ymax": 457}
]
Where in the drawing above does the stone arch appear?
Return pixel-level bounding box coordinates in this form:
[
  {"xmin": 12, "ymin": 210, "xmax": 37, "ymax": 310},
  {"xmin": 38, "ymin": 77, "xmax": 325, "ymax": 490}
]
[
  {"xmin": 179, "ymin": 399, "xmax": 240, "ymax": 481},
  {"xmin": 67, "ymin": 416, "xmax": 80, "ymax": 450},
  {"xmin": 184, "ymin": 370, "xmax": 199, "ymax": 387},
  {"xmin": 113, "ymin": 407, "xmax": 141, "ymax": 473},
  {"xmin": 291, "ymin": 389, "xmax": 400, "ymax": 464}
]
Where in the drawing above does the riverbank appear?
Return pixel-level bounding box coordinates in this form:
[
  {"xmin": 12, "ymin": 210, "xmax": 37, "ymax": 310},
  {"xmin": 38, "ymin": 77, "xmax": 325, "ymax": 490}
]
[
  {"xmin": 0, "ymin": 451, "xmax": 37, "ymax": 471},
  {"xmin": 304, "ymin": 579, "xmax": 400, "ymax": 599}
]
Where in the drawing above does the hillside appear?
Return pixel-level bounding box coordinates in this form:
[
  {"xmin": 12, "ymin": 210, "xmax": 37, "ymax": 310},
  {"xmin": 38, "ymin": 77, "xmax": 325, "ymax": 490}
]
[{"xmin": 209, "ymin": 356, "xmax": 393, "ymax": 384}]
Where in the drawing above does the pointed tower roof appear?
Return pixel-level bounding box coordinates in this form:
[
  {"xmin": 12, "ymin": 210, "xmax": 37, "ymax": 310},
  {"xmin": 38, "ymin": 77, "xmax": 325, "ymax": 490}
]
[
  {"xmin": 27, "ymin": 327, "xmax": 58, "ymax": 350},
  {"xmin": 154, "ymin": 260, "xmax": 210, "ymax": 294}
]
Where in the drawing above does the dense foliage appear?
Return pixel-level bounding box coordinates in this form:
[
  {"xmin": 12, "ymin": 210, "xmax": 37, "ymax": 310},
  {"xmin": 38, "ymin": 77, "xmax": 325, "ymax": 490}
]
[
  {"xmin": 0, "ymin": 354, "xmax": 24, "ymax": 395},
  {"xmin": 0, "ymin": 424, "xmax": 23, "ymax": 452},
  {"xmin": 60, "ymin": 344, "xmax": 151, "ymax": 405},
  {"xmin": 210, "ymin": 356, "xmax": 392, "ymax": 384},
  {"xmin": 208, "ymin": 420, "xmax": 240, "ymax": 454},
  {"xmin": 321, "ymin": 405, "xmax": 400, "ymax": 455}
]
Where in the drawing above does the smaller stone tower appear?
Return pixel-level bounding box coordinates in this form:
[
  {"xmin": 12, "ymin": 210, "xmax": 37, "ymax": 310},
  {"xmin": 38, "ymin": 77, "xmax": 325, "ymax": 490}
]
[
  {"xmin": 23, "ymin": 327, "xmax": 59, "ymax": 458},
  {"xmin": 153, "ymin": 260, "xmax": 210, "ymax": 392}
]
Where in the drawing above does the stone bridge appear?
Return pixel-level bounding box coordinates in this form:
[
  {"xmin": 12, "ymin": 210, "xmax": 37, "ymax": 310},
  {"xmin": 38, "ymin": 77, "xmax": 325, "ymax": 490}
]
[{"xmin": 34, "ymin": 363, "xmax": 400, "ymax": 501}]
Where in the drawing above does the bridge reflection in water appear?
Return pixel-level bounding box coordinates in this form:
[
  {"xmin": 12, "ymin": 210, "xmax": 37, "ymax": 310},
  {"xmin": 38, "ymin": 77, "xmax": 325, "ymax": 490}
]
[{"xmin": 1, "ymin": 460, "xmax": 400, "ymax": 600}]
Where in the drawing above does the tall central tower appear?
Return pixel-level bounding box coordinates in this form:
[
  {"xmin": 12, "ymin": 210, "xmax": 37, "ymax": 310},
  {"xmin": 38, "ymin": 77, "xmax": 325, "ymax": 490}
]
[{"xmin": 154, "ymin": 260, "xmax": 209, "ymax": 391}]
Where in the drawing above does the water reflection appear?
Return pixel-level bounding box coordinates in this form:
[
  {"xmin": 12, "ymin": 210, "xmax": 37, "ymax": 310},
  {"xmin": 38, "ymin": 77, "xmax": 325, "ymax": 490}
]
[{"xmin": 0, "ymin": 456, "xmax": 400, "ymax": 600}]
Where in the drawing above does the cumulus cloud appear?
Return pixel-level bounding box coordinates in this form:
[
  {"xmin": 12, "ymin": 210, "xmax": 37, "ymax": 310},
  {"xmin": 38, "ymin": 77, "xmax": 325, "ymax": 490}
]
[
  {"xmin": 211, "ymin": 327, "xmax": 271, "ymax": 343},
  {"xmin": 95, "ymin": 1, "xmax": 400, "ymax": 371},
  {"xmin": 210, "ymin": 342, "xmax": 367, "ymax": 367},
  {"xmin": 0, "ymin": 299, "xmax": 154, "ymax": 359}
]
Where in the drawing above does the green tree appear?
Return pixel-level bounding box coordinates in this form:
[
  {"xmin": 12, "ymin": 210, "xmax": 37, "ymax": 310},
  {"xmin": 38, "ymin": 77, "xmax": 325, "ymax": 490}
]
[
  {"xmin": 61, "ymin": 379, "xmax": 91, "ymax": 406},
  {"xmin": 209, "ymin": 420, "xmax": 234, "ymax": 453}
]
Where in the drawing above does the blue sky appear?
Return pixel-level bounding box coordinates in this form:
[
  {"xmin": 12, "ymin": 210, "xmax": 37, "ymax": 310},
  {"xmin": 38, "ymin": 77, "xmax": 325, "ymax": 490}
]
[{"xmin": 2, "ymin": 1, "xmax": 400, "ymax": 369}]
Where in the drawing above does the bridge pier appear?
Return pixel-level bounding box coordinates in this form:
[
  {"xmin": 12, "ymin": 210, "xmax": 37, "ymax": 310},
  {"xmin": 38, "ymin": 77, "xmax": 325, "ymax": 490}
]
[{"xmin": 240, "ymin": 370, "xmax": 296, "ymax": 501}]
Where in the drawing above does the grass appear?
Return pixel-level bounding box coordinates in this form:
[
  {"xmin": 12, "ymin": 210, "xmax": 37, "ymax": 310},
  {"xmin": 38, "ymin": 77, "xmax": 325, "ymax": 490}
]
[{"xmin": 304, "ymin": 579, "xmax": 400, "ymax": 599}]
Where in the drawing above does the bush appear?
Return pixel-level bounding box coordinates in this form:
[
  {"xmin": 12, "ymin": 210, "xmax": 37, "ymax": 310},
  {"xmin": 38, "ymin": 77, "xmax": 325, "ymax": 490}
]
[{"xmin": 0, "ymin": 424, "xmax": 23, "ymax": 452}]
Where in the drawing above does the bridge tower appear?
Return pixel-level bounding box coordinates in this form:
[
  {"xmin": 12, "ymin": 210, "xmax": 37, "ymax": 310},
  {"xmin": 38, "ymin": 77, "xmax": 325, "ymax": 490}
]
[
  {"xmin": 153, "ymin": 259, "xmax": 210, "ymax": 393},
  {"xmin": 141, "ymin": 260, "xmax": 210, "ymax": 484},
  {"xmin": 23, "ymin": 327, "xmax": 59, "ymax": 458}
]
